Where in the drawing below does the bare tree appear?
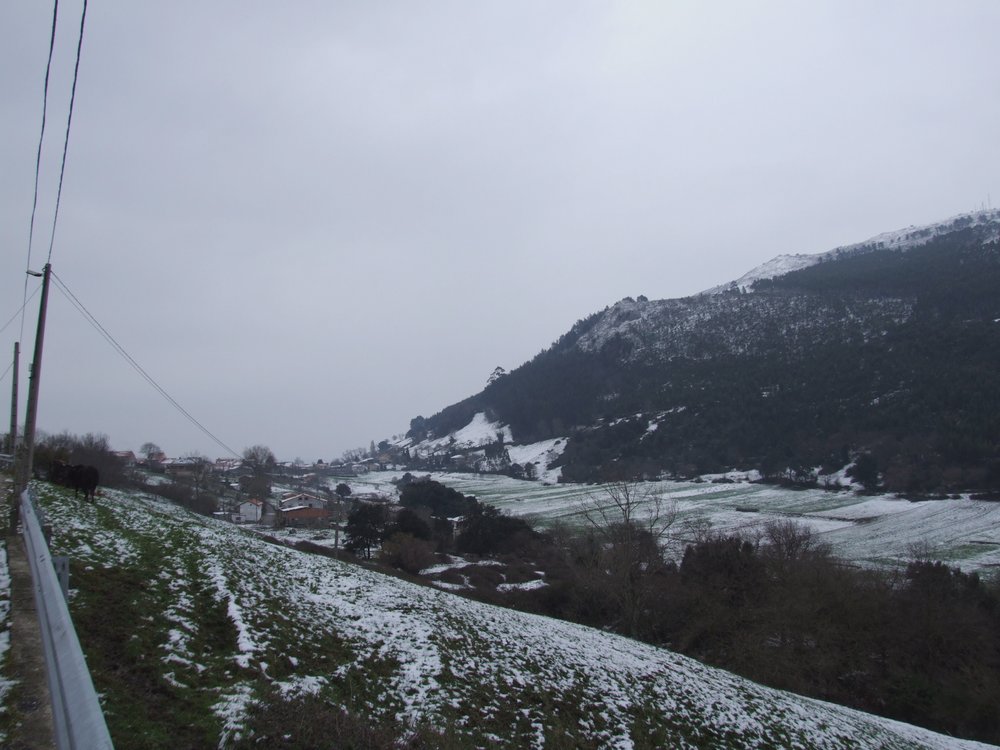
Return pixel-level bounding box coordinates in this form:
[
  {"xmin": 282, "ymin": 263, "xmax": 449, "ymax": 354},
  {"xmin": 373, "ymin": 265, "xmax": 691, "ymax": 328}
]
[
  {"xmin": 583, "ymin": 481, "xmax": 676, "ymax": 546},
  {"xmin": 140, "ymin": 442, "xmax": 161, "ymax": 460},
  {"xmin": 580, "ymin": 481, "xmax": 677, "ymax": 636},
  {"xmin": 242, "ymin": 445, "xmax": 276, "ymax": 499},
  {"xmin": 762, "ymin": 519, "xmax": 828, "ymax": 565},
  {"xmin": 181, "ymin": 451, "xmax": 212, "ymax": 503},
  {"xmin": 905, "ymin": 538, "xmax": 935, "ymax": 564},
  {"xmin": 243, "ymin": 444, "xmax": 276, "ymax": 471}
]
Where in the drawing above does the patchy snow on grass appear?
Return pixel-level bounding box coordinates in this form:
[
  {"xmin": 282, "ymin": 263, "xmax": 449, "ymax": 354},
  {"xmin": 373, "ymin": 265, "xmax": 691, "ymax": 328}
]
[
  {"xmin": 204, "ymin": 560, "xmax": 258, "ymax": 668},
  {"xmin": 430, "ymin": 579, "xmax": 473, "ymax": 591},
  {"xmin": 33, "ymin": 483, "xmax": 1000, "ymax": 749},
  {"xmin": 0, "ymin": 541, "xmax": 12, "ymax": 736},
  {"xmin": 419, "ymin": 555, "xmax": 502, "ymax": 576},
  {"xmin": 497, "ymin": 579, "xmax": 547, "ymax": 592},
  {"xmin": 214, "ymin": 683, "xmax": 256, "ymax": 749},
  {"xmin": 698, "ymin": 469, "xmax": 764, "ymax": 483}
]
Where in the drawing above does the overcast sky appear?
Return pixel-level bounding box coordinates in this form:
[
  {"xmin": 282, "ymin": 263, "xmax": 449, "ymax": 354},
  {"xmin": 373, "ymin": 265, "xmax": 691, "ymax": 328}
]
[{"xmin": 2, "ymin": 1, "xmax": 998, "ymax": 462}]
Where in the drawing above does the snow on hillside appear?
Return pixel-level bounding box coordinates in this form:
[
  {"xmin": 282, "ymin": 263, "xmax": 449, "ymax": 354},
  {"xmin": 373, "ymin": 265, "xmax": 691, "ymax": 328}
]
[
  {"xmin": 572, "ymin": 291, "xmax": 913, "ymax": 361},
  {"xmin": 705, "ymin": 253, "xmax": 821, "ymax": 294},
  {"xmin": 505, "ymin": 438, "xmax": 565, "ymax": 483},
  {"xmin": 705, "ymin": 208, "xmax": 1000, "ymax": 294},
  {"xmin": 414, "ymin": 412, "xmax": 513, "ymax": 455},
  {"xmin": 411, "ymin": 412, "xmax": 567, "ymax": 480},
  {"xmin": 33, "ymin": 483, "xmax": 997, "ymax": 749}
]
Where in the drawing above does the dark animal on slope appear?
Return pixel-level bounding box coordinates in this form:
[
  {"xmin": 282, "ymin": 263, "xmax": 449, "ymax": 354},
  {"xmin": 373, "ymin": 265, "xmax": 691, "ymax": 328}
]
[
  {"xmin": 48, "ymin": 459, "xmax": 70, "ymax": 485},
  {"xmin": 69, "ymin": 464, "xmax": 100, "ymax": 502},
  {"xmin": 50, "ymin": 460, "xmax": 100, "ymax": 502}
]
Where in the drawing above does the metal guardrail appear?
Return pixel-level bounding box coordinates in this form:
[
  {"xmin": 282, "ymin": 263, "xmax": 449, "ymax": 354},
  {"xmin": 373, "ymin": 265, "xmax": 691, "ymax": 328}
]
[{"xmin": 19, "ymin": 489, "xmax": 114, "ymax": 750}]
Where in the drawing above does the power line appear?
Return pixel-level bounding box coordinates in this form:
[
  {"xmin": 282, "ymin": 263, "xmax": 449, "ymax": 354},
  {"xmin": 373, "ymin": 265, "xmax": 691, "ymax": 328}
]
[
  {"xmin": 1, "ymin": 284, "xmax": 43, "ymax": 339},
  {"xmin": 50, "ymin": 271, "xmax": 242, "ymax": 459},
  {"xmin": 21, "ymin": 0, "xmax": 61, "ymax": 343},
  {"xmin": 45, "ymin": 0, "xmax": 89, "ymax": 264}
]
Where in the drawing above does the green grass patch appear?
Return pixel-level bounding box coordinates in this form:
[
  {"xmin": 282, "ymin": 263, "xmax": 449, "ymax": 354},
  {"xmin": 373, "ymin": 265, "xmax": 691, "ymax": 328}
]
[{"xmin": 70, "ymin": 563, "xmax": 227, "ymax": 749}]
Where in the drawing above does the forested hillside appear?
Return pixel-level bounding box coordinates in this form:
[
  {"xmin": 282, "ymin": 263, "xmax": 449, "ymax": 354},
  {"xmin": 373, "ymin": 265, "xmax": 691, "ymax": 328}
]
[{"xmin": 411, "ymin": 212, "xmax": 1000, "ymax": 491}]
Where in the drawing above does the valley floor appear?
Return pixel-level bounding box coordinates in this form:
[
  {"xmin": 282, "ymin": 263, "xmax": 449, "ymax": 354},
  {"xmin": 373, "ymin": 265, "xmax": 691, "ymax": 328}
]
[{"xmin": 371, "ymin": 472, "xmax": 1000, "ymax": 574}]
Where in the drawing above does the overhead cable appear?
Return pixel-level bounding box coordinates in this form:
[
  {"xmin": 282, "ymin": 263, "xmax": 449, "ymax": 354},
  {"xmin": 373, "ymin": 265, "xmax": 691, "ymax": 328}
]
[
  {"xmin": 1, "ymin": 284, "xmax": 43, "ymax": 339},
  {"xmin": 21, "ymin": 0, "xmax": 61, "ymax": 343},
  {"xmin": 51, "ymin": 272, "xmax": 242, "ymax": 459},
  {"xmin": 45, "ymin": 0, "xmax": 89, "ymax": 264}
]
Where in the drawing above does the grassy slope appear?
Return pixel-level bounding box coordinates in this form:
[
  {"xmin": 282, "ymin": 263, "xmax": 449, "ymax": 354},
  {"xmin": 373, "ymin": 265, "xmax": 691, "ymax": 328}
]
[{"xmin": 35, "ymin": 483, "xmax": 996, "ymax": 750}]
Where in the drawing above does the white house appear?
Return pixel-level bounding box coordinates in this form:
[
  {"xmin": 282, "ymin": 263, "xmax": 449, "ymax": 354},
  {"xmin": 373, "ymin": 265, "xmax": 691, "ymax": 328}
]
[
  {"xmin": 279, "ymin": 492, "xmax": 326, "ymax": 510},
  {"xmin": 235, "ymin": 499, "xmax": 264, "ymax": 523}
]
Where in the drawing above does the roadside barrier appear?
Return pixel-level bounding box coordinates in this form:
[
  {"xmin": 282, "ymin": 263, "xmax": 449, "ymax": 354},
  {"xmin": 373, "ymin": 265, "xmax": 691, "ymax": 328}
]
[{"xmin": 19, "ymin": 489, "xmax": 114, "ymax": 750}]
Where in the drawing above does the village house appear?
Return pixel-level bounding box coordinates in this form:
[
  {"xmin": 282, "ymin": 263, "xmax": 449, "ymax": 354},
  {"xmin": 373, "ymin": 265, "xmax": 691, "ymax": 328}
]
[
  {"xmin": 235, "ymin": 498, "xmax": 264, "ymax": 524},
  {"xmin": 277, "ymin": 504, "xmax": 333, "ymax": 528},
  {"xmin": 279, "ymin": 492, "xmax": 326, "ymax": 509},
  {"xmin": 214, "ymin": 457, "xmax": 243, "ymax": 475},
  {"xmin": 113, "ymin": 450, "xmax": 137, "ymax": 467},
  {"xmin": 164, "ymin": 456, "xmax": 209, "ymax": 480}
]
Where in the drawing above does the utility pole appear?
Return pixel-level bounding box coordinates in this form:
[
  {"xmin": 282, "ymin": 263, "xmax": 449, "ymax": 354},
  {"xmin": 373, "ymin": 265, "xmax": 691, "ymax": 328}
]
[
  {"xmin": 12, "ymin": 264, "xmax": 52, "ymax": 528},
  {"xmin": 7, "ymin": 342, "xmax": 17, "ymax": 455}
]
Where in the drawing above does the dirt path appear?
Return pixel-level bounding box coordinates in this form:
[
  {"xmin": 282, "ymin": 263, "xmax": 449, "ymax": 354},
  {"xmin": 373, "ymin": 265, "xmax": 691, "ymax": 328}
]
[{"xmin": 4, "ymin": 534, "xmax": 55, "ymax": 750}]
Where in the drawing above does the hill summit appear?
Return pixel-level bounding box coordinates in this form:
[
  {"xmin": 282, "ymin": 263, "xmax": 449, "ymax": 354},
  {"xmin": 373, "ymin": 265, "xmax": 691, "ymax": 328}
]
[{"xmin": 409, "ymin": 210, "xmax": 1000, "ymax": 492}]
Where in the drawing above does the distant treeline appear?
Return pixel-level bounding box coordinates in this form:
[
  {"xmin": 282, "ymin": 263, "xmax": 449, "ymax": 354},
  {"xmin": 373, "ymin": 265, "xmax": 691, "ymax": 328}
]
[{"xmin": 31, "ymin": 431, "xmax": 129, "ymax": 487}]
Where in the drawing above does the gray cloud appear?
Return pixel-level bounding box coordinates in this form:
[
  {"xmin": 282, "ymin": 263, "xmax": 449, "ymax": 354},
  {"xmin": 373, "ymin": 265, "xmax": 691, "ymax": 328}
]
[{"xmin": 2, "ymin": 1, "xmax": 998, "ymax": 460}]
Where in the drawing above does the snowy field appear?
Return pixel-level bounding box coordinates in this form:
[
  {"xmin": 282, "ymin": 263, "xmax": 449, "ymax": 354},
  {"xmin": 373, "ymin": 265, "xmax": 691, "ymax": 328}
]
[
  {"xmin": 354, "ymin": 471, "xmax": 1000, "ymax": 575},
  {"xmin": 380, "ymin": 411, "xmax": 1000, "ymax": 574},
  {"xmin": 31, "ymin": 482, "xmax": 997, "ymax": 749}
]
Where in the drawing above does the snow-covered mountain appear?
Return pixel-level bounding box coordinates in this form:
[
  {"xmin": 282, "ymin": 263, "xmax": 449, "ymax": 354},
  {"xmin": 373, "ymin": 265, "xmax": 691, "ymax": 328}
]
[
  {"xmin": 704, "ymin": 208, "xmax": 1000, "ymax": 294},
  {"xmin": 411, "ymin": 210, "xmax": 1000, "ymax": 490}
]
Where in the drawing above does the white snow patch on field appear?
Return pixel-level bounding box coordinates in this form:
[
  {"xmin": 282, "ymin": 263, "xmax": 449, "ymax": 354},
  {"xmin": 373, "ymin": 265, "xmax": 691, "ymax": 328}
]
[
  {"xmin": 411, "ymin": 473, "xmax": 1000, "ymax": 574},
  {"xmin": 0, "ymin": 541, "xmax": 12, "ymax": 734},
  {"xmin": 498, "ymin": 579, "xmax": 547, "ymax": 592},
  {"xmin": 419, "ymin": 556, "xmax": 502, "ymax": 576}
]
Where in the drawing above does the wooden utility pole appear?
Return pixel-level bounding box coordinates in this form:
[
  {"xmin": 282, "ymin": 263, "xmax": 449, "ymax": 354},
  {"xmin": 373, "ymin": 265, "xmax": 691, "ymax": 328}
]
[
  {"xmin": 7, "ymin": 342, "xmax": 17, "ymax": 455},
  {"xmin": 12, "ymin": 264, "xmax": 52, "ymax": 527}
]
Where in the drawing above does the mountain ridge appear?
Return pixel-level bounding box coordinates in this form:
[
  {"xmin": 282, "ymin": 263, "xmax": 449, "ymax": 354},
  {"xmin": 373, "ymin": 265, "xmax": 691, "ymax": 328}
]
[
  {"xmin": 704, "ymin": 208, "xmax": 1000, "ymax": 295},
  {"xmin": 407, "ymin": 210, "xmax": 1000, "ymax": 491}
]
